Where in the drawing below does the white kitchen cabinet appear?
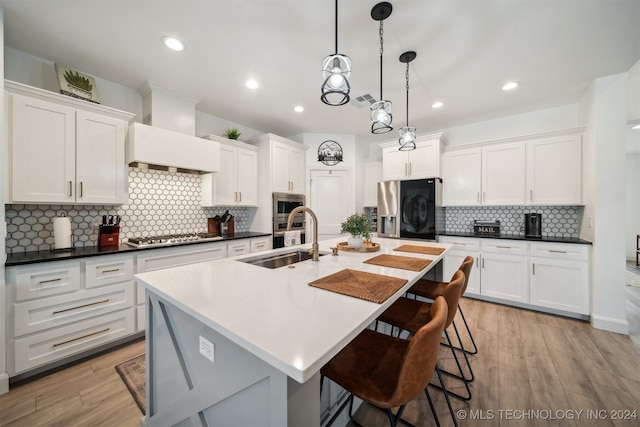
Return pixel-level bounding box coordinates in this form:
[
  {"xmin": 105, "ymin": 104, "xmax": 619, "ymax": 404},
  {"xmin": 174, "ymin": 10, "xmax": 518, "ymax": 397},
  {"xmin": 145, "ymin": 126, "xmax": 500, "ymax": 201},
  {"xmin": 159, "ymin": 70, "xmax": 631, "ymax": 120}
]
[
  {"xmin": 526, "ymin": 134, "xmax": 582, "ymax": 205},
  {"xmin": 482, "ymin": 143, "xmax": 525, "ymax": 205},
  {"xmin": 529, "ymin": 243, "xmax": 589, "ymax": 314},
  {"xmin": 442, "ymin": 149, "xmax": 481, "ymax": 206},
  {"xmin": 201, "ymin": 137, "xmax": 258, "ymax": 207},
  {"xmin": 363, "ymin": 160, "xmax": 382, "ymax": 206},
  {"xmin": 444, "ymin": 142, "xmax": 524, "ymax": 206},
  {"xmin": 380, "ymin": 133, "xmax": 446, "ymax": 181},
  {"xmin": 250, "ymin": 236, "xmax": 271, "ymax": 253},
  {"xmin": 134, "ymin": 241, "xmax": 228, "ymax": 331},
  {"xmin": 5, "ymin": 81, "xmax": 133, "ymax": 205},
  {"xmin": 227, "ymin": 239, "xmax": 251, "ymax": 257},
  {"xmin": 480, "ymin": 240, "xmax": 529, "ymax": 303},
  {"xmin": 271, "ymin": 139, "xmax": 306, "ymax": 193},
  {"xmin": 440, "ymin": 237, "xmax": 481, "ymax": 296},
  {"xmin": 5, "ymin": 253, "xmax": 136, "ymax": 375}
]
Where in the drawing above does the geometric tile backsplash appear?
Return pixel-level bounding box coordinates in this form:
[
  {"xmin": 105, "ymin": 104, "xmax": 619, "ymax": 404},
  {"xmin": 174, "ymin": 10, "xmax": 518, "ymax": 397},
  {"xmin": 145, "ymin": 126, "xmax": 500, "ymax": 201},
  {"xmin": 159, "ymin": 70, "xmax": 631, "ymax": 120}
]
[
  {"xmin": 5, "ymin": 167, "xmax": 251, "ymax": 253},
  {"xmin": 445, "ymin": 205, "xmax": 584, "ymax": 237}
]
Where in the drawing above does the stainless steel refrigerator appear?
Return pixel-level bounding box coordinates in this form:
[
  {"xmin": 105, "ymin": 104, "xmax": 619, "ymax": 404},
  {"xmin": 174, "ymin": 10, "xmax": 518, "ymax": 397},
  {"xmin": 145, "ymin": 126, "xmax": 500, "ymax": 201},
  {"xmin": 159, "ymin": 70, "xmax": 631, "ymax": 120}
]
[{"xmin": 377, "ymin": 178, "xmax": 444, "ymax": 240}]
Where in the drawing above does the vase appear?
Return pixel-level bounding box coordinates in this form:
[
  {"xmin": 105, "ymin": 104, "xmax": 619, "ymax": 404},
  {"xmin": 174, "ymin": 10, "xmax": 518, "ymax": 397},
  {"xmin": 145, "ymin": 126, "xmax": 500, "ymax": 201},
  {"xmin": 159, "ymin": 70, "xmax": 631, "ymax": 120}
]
[{"xmin": 348, "ymin": 235, "xmax": 363, "ymax": 248}]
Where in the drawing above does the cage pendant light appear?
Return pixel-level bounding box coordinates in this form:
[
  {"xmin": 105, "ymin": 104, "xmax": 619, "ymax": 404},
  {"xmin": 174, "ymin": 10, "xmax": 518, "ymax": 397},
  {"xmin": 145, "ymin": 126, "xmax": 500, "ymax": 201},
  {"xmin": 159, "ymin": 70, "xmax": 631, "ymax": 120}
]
[
  {"xmin": 370, "ymin": 2, "xmax": 393, "ymax": 134},
  {"xmin": 321, "ymin": 0, "xmax": 351, "ymax": 106},
  {"xmin": 398, "ymin": 51, "xmax": 417, "ymax": 150}
]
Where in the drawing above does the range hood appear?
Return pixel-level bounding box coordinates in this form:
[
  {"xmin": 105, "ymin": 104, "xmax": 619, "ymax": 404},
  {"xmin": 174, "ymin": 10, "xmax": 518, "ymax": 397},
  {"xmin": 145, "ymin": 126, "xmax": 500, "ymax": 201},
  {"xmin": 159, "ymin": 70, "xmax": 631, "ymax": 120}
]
[{"xmin": 127, "ymin": 123, "xmax": 220, "ymax": 173}]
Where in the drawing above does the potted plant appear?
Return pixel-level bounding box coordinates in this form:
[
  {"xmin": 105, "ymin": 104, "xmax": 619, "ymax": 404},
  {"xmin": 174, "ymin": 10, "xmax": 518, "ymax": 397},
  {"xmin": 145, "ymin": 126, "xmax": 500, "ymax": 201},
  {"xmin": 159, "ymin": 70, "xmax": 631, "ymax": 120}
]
[
  {"xmin": 223, "ymin": 128, "xmax": 242, "ymax": 140},
  {"xmin": 340, "ymin": 213, "xmax": 371, "ymax": 248}
]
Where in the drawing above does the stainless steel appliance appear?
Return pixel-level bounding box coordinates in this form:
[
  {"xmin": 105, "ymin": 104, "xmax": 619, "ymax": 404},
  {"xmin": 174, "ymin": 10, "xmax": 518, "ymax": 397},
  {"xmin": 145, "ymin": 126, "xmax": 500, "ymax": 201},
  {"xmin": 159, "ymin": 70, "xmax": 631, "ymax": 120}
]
[
  {"xmin": 125, "ymin": 232, "xmax": 223, "ymax": 248},
  {"xmin": 377, "ymin": 178, "xmax": 444, "ymax": 240},
  {"xmin": 524, "ymin": 213, "xmax": 542, "ymax": 237},
  {"xmin": 272, "ymin": 193, "xmax": 306, "ymax": 248}
]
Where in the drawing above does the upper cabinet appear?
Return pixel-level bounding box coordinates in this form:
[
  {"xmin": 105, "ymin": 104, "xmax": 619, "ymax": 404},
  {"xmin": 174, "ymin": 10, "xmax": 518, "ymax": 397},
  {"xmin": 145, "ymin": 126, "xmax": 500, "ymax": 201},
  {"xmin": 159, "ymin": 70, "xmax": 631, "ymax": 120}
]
[
  {"xmin": 380, "ymin": 133, "xmax": 446, "ymax": 181},
  {"xmin": 271, "ymin": 139, "xmax": 306, "ymax": 194},
  {"xmin": 443, "ymin": 130, "xmax": 582, "ymax": 207},
  {"xmin": 5, "ymin": 81, "xmax": 134, "ymax": 205},
  {"xmin": 201, "ymin": 137, "xmax": 258, "ymax": 207},
  {"xmin": 526, "ymin": 134, "xmax": 582, "ymax": 205}
]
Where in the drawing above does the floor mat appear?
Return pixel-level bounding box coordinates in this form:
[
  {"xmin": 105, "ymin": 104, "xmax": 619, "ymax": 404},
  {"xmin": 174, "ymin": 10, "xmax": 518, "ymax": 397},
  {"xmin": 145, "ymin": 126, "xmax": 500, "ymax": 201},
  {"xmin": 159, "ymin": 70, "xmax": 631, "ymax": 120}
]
[{"xmin": 115, "ymin": 354, "xmax": 146, "ymax": 414}]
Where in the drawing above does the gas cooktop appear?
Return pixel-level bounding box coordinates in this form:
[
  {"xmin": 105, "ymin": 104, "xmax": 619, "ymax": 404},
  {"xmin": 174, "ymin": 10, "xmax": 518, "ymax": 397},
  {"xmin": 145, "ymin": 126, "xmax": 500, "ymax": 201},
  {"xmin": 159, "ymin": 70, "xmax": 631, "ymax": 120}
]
[{"xmin": 125, "ymin": 232, "xmax": 223, "ymax": 248}]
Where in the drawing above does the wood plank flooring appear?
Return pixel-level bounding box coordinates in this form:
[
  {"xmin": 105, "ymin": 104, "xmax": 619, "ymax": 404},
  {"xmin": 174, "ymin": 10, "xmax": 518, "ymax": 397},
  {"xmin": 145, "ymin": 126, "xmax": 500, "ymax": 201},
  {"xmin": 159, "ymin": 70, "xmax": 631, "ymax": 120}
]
[{"xmin": 1, "ymin": 297, "xmax": 638, "ymax": 427}]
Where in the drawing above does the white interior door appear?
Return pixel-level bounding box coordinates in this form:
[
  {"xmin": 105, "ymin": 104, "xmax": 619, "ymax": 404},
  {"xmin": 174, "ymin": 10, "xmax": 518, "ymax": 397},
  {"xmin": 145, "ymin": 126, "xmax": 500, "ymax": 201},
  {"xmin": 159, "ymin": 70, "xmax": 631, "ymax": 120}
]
[{"xmin": 310, "ymin": 170, "xmax": 350, "ymax": 242}]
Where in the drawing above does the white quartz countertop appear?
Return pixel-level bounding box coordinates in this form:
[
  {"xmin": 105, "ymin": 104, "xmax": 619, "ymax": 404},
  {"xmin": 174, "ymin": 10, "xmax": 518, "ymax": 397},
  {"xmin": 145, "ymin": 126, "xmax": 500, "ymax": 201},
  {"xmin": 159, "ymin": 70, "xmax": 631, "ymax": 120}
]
[{"xmin": 135, "ymin": 237, "xmax": 451, "ymax": 383}]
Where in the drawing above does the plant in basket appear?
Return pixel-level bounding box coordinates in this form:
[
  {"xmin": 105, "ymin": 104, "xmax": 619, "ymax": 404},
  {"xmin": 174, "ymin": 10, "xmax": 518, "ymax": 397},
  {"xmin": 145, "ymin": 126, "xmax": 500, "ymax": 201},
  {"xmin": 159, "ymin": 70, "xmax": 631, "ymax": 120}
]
[{"xmin": 340, "ymin": 213, "xmax": 371, "ymax": 248}]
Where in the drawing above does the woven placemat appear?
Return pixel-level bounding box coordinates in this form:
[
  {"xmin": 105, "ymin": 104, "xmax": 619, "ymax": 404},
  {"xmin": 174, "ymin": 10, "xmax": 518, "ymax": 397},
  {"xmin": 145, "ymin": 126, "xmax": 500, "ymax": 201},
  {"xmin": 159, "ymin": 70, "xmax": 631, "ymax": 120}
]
[
  {"xmin": 309, "ymin": 269, "xmax": 407, "ymax": 303},
  {"xmin": 394, "ymin": 244, "xmax": 445, "ymax": 256},
  {"xmin": 363, "ymin": 254, "xmax": 432, "ymax": 271}
]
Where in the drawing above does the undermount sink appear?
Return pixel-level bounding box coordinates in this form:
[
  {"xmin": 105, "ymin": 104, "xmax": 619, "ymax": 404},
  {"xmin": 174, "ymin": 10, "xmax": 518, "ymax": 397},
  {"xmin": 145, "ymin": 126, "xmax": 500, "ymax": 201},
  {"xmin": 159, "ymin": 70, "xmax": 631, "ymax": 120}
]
[{"xmin": 238, "ymin": 249, "xmax": 328, "ymax": 269}]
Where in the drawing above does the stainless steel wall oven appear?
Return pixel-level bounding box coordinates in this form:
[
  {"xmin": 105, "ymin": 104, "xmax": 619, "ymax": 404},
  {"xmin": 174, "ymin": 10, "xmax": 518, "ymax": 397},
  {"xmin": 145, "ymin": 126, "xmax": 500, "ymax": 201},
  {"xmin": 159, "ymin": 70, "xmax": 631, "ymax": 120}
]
[{"xmin": 272, "ymin": 193, "xmax": 306, "ymax": 248}]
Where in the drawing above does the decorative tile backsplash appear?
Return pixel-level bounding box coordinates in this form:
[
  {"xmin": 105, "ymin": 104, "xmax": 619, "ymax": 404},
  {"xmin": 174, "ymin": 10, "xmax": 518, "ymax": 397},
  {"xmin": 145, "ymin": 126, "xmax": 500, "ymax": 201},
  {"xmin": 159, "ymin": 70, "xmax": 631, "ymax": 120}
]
[
  {"xmin": 445, "ymin": 206, "xmax": 583, "ymax": 237},
  {"xmin": 5, "ymin": 168, "xmax": 252, "ymax": 253}
]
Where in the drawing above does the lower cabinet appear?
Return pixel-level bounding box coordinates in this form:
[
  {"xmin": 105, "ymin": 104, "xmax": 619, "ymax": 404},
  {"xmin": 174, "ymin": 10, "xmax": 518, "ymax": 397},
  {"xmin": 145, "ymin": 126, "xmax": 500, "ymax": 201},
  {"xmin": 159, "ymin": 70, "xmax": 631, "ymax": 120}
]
[
  {"xmin": 439, "ymin": 236, "xmax": 590, "ymax": 317},
  {"xmin": 5, "ymin": 253, "xmax": 136, "ymax": 375}
]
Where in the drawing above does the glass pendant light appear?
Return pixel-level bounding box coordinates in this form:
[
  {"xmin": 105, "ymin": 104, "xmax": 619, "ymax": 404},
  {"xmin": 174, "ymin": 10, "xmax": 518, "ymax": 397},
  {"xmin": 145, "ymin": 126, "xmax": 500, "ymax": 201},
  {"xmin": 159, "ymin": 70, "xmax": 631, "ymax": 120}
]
[
  {"xmin": 370, "ymin": 2, "xmax": 393, "ymax": 134},
  {"xmin": 398, "ymin": 51, "xmax": 417, "ymax": 151},
  {"xmin": 321, "ymin": 0, "xmax": 351, "ymax": 106}
]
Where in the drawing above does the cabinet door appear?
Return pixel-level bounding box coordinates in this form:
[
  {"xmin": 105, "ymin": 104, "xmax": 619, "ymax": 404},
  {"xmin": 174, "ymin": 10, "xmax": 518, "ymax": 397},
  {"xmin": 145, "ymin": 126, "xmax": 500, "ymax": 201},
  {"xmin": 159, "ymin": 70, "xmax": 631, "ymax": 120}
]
[
  {"xmin": 409, "ymin": 140, "xmax": 439, "ymax": 179},
  {"xmin": 480, "ymin": 253, "xmax": 528, "ymax": 303},
  {"xmin": 443, "ymin": 251, "xmax": 480, "ymax": 296},
  {"xmin": 363, "ymin": 161, "xmax": 382, "ymax": 206},
  {"xmin": 288, "ymin": 146, "xmax": 306, "ymax": 194},
  {"xmin": 482, "ymin": 143, "xmax": 525, "ymax": 205},
  {"xmin": 214, "ymin": 145, "xmax": 238, "ymax": 205},
  {"xmin": 382, "ymin": 147, "xmax": 408, "ymax": 181},
  {"xmin": 443, "ymin": 149, "xmax": 481, "ymax": 206},
  {"xmin": 529, "ymin": 257, "xmax": 588, "ymax": 314},
  {"xmin": 76, "ymin": 111, "xmax": 127, "ymax": 204},
  {"xmin": 527, "ymin": 135, "xmax": 582, "ymax": 205},
  {"xmin": 10, "ymin": 94, "xmax": 76, "ymax": 203},
  {"xmin": 271, "ymin": 141, "xmax": 291, "ymax": 192},
  {"xmin": 237, "ymin": 148, "xmax": 258, "ymax": 206}
]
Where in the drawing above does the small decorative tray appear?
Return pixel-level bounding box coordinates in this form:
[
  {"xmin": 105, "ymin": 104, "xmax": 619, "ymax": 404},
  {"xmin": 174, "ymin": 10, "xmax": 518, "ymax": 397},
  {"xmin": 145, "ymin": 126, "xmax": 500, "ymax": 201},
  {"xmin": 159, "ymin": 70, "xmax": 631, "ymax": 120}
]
[{"xmin": 336, "ymin": 241, "xmax": 381, "ymax": 252}]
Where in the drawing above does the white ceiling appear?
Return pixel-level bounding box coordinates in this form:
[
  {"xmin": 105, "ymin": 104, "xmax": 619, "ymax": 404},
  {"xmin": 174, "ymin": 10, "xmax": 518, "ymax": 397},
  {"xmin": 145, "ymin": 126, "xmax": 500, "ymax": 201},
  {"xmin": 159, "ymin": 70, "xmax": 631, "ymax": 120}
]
[{"xmin": 1, "ymin": 0, "xmax": 639, "ymax": 142}]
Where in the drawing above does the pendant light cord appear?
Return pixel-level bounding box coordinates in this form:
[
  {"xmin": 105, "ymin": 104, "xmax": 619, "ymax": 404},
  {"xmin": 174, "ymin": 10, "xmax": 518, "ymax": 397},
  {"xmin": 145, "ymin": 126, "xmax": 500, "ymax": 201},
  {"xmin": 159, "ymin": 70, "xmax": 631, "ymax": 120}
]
[
  {"xmin": 334, "ymin": 0, "xmax": 338, "ymax": 54},
  {"xmin": 379, "ymin": 20, "xmax": 384, "ymax": 100},
  {"xmin": 405, "ymin": 62, "xmax": 410, "ymax": 126}
]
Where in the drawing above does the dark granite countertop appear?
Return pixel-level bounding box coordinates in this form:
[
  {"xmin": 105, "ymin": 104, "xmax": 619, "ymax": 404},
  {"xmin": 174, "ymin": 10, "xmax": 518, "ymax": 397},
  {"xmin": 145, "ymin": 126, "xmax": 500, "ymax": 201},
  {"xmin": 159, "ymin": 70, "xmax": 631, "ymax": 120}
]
[
  {"xmin": 5, "ymin": 232, "xmax": 272, "ymax": 267},
  {"xmin": 438, "ymin": 231, "xmax": 592, "ymax": 245}
]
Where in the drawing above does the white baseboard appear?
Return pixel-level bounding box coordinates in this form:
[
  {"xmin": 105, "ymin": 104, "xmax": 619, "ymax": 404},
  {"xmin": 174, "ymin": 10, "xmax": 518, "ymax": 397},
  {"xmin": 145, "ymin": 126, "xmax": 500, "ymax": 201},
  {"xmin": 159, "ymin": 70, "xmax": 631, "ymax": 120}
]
[
  {"xmin": 0, "ymin": 373, "xmax": 9, "ymax": 395},
  {"xmin": 591, "ymin": 314, "xmax": 630, "ymax": 334}
]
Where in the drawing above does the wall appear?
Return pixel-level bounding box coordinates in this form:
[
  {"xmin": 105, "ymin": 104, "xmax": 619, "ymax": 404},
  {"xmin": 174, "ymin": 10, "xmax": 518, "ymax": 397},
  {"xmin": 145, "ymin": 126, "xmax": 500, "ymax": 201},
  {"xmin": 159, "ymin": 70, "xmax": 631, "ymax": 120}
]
[
  {"xmin": 579, "ymin": 73, "xmax": 629, "ymax": 334},
  {"xmin": 5, "ymin": 168, "xmax": 251, "ymax": 253}
]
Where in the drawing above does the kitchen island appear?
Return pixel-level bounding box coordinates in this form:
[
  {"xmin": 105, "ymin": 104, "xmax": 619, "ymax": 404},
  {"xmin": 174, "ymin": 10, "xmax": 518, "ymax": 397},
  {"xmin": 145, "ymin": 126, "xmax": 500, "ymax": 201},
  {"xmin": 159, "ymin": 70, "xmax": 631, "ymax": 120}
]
[{"xmin": 135, "ymin": 236, "xmax": 451, "ymax": 427}]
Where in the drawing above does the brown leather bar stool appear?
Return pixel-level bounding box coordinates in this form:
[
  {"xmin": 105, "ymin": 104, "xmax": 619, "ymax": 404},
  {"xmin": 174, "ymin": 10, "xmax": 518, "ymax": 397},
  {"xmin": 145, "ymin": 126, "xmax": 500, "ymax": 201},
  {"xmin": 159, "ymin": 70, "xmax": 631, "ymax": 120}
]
[
  {"xmin": 321, "ymin": 297, "xmax": 449, "ymax": 427},
  {"xmin": 376, "ymin": 269, "xmax": 472, "ymax": 402},
  {"xmin": 409, "ymin": 256, "xmax": 477, "ymax": 357}
]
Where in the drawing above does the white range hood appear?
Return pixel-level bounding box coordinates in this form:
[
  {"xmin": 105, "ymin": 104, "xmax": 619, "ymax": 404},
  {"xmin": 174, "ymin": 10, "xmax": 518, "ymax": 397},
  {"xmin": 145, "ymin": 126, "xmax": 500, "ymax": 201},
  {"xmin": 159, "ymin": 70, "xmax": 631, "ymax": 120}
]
[
  {"xmin": 127, "ymin": 122, "xmax": 220, "ymax": 173},
  {"xmin": 126, "ymin": 82, "xmax": 220, "ymax": 173}
]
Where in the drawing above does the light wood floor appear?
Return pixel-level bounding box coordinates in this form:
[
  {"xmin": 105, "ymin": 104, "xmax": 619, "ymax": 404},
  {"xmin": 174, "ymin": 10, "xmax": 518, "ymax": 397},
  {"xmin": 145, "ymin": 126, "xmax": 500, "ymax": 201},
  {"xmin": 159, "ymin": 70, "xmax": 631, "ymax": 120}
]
[{"xmin": 1, "ymin": 298, "xmax": 639, "ymax": 427}]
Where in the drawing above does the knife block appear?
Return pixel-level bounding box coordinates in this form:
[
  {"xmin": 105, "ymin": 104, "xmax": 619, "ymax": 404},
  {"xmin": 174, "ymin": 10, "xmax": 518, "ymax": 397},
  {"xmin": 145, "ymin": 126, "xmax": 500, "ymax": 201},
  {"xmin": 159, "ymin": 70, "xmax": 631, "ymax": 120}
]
[
  {"xmin": 220, "ymin": 220, "xmax": 234, "ymax": 235},
  {"xmin": 207, "ymin": 218, "xmax": 221, "ymax": 235},
  {"xmin": 98, "ymin": 225, "xmax": 120, "ymax": 248}
]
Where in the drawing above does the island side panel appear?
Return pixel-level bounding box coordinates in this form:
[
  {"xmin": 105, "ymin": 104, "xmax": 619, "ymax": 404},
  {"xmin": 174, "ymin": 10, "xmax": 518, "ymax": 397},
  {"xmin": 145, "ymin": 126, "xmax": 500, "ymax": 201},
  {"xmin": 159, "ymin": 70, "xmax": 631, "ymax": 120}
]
[{"xmin": 144, "ymin": 291, "xmax": 320, "ymax": 427}]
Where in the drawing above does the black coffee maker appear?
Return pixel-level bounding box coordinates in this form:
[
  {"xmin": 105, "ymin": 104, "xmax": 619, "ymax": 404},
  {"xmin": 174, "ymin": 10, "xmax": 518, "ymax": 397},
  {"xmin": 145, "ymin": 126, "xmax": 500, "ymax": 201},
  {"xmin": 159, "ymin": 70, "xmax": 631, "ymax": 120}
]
[{"xmin": 524, "ymin": 213, "xmax": 542, "ymax": 237}]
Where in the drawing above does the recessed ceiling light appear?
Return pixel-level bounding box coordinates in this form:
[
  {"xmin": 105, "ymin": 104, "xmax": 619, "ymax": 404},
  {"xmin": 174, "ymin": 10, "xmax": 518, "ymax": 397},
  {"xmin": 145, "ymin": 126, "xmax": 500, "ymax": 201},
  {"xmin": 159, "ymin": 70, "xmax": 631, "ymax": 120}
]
[
  {"xmin": 502, "ymin": 81, "xmax": 519, "ymax": 91},
  {"xmin": 294, "ymin": 106, "xmax": 304, "ymax": 113},
  {"xmin": 432, "ymin": 101, "xmax": 444, "ymax": 109},
  {"xmin": 162, "ymin": 36, "xmax": 184, "ymax": 52},
  {"xmin": 245, "ymin": 79, "xmax": 259, "ymax": 89}
]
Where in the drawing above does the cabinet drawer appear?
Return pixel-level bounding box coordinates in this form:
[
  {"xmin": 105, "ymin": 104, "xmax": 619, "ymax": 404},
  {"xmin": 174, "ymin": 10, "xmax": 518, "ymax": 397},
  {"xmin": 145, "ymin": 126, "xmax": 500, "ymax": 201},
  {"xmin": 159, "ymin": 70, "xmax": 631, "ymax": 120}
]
[
  {"xmin": 227, "ymin": 240, "xmax": 250, "ymax": 257},
  {"xmin": 85, "ymin": 255, "xmax": 134, "ymax": 288},
  {"xmin": 14, "ymin": 282, "xmax": 134, "ymax": 336},
  {"xmin": 481, "ymin": 240, "xmax": 528, "ymax": 255},
  {"xmin": 529, "ymin": 243, "xmax": 589, "ymax": 261},
  {"xmin": 439, "ymin": 236, "xmax": 481, "ymax": 251},
  {"xmin": 13, "ymin": 308, "xmax": 135, "ymax": 374},
  {"xmin": 251, "ymin": 237, "xmax": 271, "ymax": 253},
  {"xmin": 136, "ymin": 305, "xmax": 145, "ymax": 332},
  {"xmin": 136, "ymin": 242, "xmax": 227, "ymax": 272},
  {"xmin": 9, "ymin": 262, "xmax": 81, "ymax": 302}
]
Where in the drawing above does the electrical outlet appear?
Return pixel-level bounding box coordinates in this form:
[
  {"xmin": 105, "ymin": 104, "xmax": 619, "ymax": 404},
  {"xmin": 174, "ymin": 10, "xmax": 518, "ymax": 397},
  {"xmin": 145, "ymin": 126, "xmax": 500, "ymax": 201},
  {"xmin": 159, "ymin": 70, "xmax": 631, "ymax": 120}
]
[
  {"xmin": 199, "ymin": 336, "xmax": 214, "ymax": 362},
  {"xmin": 588, "ymin": 216, "xmax": 593, "ymax": 228}
]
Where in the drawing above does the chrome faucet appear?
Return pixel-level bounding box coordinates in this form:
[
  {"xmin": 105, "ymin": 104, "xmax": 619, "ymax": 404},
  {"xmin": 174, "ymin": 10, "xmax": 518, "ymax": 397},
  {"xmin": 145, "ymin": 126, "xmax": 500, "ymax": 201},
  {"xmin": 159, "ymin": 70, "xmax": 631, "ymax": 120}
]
[{"xmin": 287, "ymin": 206, "xmax": 319, "ymax": 261}]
